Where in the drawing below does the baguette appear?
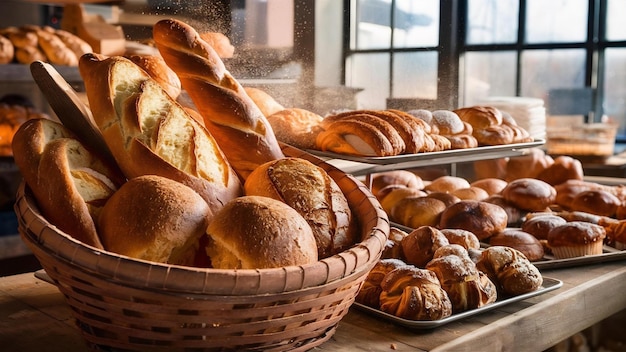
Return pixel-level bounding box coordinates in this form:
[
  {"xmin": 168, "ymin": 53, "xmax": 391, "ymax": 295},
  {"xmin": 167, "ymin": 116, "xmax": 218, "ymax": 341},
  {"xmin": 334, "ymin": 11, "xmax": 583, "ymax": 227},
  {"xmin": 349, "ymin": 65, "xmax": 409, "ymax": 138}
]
[
  {"xmin": 36, "ymin": 29, "xmax": 78, "ymax": 66},
  {"xmin": 152, "ymin": 19, "xmax": 285, "ymax": 180},
  {"xmin": 78, "ymin": 53, "xmax": 243, "ymax": 216},
  {"xmin": 12, "ymin": 118, "xmax": 125, "ymax": 249}
]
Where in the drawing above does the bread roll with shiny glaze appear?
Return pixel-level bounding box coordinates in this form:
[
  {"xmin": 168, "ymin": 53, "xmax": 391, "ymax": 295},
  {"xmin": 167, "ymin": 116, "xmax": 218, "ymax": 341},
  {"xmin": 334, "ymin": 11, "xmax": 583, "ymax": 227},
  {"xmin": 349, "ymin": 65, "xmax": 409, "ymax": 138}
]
[
  {"xmin": 439, "ymin": 200, "xmax": 508, "ymax": 241},
  {"xmin": 488, "ymin": 229, "xmax": 545, "ymax": 261},
  {"xmin": 536, "ymin": 155, "xmax": 584, "ymax": 186},
  {"xmin": 424, "ymin": 175, "xmax": 471, "ymax": 194},
  {"xmin": 371, "ymin": 170, "xmax": 424, "ymax": 198},
  {"xmin": 475, "ymin": 246, "xmax": 543, "ymax": 296},
  {"xmin": 501, "ymin": 178, "xmax": 556, "ymax": 212},
  {"xmin": 401, "ymin": 226, "xmax": 450, "ymax": 268}
]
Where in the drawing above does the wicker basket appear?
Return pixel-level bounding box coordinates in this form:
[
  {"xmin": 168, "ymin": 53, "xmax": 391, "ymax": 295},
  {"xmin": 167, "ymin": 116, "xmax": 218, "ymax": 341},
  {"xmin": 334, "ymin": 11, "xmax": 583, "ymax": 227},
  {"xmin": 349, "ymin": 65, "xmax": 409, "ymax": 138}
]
[{"xmin": 14, "ymin": 145, "xmax": 389, "ymax": 352}]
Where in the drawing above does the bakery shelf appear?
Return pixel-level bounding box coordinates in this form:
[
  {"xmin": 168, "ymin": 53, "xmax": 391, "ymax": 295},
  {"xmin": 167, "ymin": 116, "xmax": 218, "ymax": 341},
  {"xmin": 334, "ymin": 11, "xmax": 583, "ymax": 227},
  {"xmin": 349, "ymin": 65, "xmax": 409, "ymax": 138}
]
[{"xmin": 308, "ymin": 139, "xmax": 545, "ymax": 176}]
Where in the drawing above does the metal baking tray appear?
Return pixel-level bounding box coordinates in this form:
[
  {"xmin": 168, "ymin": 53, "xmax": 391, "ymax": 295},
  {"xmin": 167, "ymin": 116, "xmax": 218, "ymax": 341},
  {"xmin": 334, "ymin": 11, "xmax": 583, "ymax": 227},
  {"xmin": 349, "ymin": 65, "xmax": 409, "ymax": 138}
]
[
  {"xmin": 353, "ymin": 276, "xmax": 562, "ymax": 329},
  {"xmin": 531, "ymin": 246, "xmax": 626, "ymax": 270},
  {"xmin": 307, "ymin": 139, "xmax": 545, "ymax": 176}
]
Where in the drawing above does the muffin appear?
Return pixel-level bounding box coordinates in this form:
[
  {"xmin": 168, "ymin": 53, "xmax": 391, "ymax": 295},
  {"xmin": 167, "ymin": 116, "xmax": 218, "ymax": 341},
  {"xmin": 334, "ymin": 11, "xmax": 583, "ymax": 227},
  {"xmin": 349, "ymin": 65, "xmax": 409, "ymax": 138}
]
[{"xmin": 547, "ymin": 221, "xmax": 606, "ymax": 259}]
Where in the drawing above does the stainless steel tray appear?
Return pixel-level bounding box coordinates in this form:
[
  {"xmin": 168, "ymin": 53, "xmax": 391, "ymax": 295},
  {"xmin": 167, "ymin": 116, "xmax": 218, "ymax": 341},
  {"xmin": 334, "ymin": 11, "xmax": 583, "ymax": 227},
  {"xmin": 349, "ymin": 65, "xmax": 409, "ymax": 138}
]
[
  {"xmin": 353, "ymin": 276, "xmax": 562, "ymax": 329},
  {"xmin": 307, "ymin": 139, "xmax": 545, "ymax": 176}
]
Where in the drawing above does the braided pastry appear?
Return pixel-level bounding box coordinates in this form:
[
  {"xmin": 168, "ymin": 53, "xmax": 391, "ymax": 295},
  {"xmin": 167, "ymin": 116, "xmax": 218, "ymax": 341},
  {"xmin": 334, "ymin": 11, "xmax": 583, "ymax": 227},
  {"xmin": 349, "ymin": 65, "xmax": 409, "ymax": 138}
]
[
  {"xmin": 476, "ymin": 246, "xmax": 543, "ymax": 296},
  {"xmin": 379, "ymin": 266, "xmax": 452, "ymax": 321}
]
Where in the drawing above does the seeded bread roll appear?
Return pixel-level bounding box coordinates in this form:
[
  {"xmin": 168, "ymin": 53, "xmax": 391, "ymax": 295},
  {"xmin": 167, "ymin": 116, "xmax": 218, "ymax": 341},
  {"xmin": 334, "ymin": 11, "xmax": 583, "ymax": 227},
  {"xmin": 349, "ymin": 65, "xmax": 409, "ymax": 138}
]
[
  {"xmin": 244, "ymin": 157, "xmax": 358, "ymax": 258},
  {"xmin": 205, "ymin": 196, "xmax": 318, "ymax": 269},
  {"xmin": 98, "ymin": 175, "xmax": 210, "ymax": 265}
]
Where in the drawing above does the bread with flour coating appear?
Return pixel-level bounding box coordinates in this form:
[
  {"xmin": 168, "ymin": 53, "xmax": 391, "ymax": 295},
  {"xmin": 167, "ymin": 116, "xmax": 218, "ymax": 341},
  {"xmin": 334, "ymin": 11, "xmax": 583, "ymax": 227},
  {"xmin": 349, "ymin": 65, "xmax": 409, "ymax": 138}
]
[
  {"xmin": 152, "ymin": 19, "xmax": 285, "ymax": 179},
  {"xmin": 78, "ymin": 53, "xmax": 242, "ymax": 216}
]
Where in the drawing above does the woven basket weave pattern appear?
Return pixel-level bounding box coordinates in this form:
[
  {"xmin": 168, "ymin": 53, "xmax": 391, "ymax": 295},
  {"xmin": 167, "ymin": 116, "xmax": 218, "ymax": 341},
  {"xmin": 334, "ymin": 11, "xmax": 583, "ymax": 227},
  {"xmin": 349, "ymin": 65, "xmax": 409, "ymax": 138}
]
[{"xmin": 15, "ymin": 145, "xmax": 389, "ymax": 351}]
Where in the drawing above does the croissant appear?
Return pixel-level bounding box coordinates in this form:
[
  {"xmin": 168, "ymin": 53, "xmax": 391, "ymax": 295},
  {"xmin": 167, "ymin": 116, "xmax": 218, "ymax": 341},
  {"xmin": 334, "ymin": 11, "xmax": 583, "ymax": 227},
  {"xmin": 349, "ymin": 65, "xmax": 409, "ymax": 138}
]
[{"xmin": 379, "ymin": 266, "xmax": 452, "ymax": 321}]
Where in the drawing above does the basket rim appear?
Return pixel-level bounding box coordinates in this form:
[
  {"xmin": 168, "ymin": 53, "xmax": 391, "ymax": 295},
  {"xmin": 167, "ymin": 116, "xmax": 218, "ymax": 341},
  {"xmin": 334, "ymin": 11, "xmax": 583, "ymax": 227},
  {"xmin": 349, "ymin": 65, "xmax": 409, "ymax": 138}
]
[{"xmin": 16, "ymin": 145, "xmax": 389, "ymax": 296}]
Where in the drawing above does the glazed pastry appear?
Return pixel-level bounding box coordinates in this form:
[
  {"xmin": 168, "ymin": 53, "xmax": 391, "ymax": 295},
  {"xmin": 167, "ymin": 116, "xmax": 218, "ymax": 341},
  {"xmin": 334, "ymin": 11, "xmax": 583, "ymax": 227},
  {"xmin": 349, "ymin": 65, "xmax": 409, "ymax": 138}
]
[
  {"xmin": 401, "ymin": 226, "xmax": 449, "ymax": 268},
  {"xmin": 476, "ymin": 246, "xmax": 543, "ymax": 296}
]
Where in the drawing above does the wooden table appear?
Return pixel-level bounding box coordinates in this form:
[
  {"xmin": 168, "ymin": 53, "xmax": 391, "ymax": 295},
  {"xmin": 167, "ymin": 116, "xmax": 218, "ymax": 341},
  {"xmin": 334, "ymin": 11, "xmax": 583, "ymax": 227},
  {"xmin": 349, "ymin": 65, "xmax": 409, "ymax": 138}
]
[{"xmin": 1, "ymin": 262, "xmax": 625, "ymax": 352}]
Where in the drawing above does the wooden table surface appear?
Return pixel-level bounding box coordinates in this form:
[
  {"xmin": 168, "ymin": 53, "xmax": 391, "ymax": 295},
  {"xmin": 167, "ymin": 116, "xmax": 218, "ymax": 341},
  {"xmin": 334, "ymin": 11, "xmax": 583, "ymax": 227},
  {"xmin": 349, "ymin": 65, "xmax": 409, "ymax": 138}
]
[{"xmin": 1, "ymin": 262, "xmax": 625, "ymax": 352}]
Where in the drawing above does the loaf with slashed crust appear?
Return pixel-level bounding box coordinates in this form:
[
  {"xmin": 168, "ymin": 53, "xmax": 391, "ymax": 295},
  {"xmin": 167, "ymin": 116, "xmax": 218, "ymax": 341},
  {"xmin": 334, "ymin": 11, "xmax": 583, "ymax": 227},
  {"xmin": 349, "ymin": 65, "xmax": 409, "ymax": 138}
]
[{"xmin": 78, "ymin": 53, "xmax": 243, "ymax": 218}]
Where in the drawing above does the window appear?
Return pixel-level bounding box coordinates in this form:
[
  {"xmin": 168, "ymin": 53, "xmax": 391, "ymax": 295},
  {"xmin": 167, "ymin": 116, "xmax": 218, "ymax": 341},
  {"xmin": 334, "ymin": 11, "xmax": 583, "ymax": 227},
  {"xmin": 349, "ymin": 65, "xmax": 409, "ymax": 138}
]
[{"xmin": 343, "ymin": 0, "xmax": 626, "ymax": 140}]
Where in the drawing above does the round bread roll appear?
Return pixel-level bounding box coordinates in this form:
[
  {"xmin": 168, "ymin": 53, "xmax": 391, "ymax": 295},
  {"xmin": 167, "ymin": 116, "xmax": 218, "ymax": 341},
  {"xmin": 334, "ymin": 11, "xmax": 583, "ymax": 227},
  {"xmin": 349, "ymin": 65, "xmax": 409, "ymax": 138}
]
[
  {"xmin": 521, "ymin": 214, "xmax": 567, "ymax": 241},
  {"xmin": 553, "ymin": 179, "xmax": 601, "ymax": 210},
  {"xmin": 439, "ymin": 200, "xmax": 508, "ymax": 241},
  {"xmin": 537, "ymin": 155, "xmax": 584, "ymax": 186},
  {"xmin": 505, "ymin": 148, "xmax": 554, "ymax": 182},
  {"xmin": 425, "ymin": 191, "xmax": 461, "ymax": 207},
  {"xmin": 424, "ymin": 175, "xmax": 471, "ymax": 193},
  {"xmin": 244, "ymin": 157, "xmax": 357, "ymax": 258},
  {"xmin": 501, "ymin": 178, "xmax": 556, "ymax": 212},
  {"xmin": 430, "ymin": 110, "xmax": 465, "ymax": 135},
  {"xmin": 266, "ymin": 108, "xmax": 324, "ymax": 150},
  {"xmin": 206, "ymin": 195, "xmax": 318, "ymax": 269},
  {"xmin": 371, "ymin": 170, "xmax": 424, "ymax": 198},
  {"xmin": 451, "ymin": 186, "xmax": 490, "ymax": 201},
  {"xmin": 488, "ymin": 229, "xmax": 545, "ymax": 261},
  {"xmin": 475, "ymin": 246, "xmax": 543, "ymax": 296},
  {"xmin": 570, "ymin": 189, "xmax": 621, "ymax": 217},
  {"xmin": 439, "ymin": 228, "xmax": 480, "ymax": 250},
  {"xmin": 98, "ymin": 175, "xmax": 211, "ymax": 266},
  {"xmin": 473, "ymin": 124, "xmax": 514, "ymax": 146},
  {"xmin": 483, "ymin": 194, "xmax": 526, "ymax": 226},
  {"xmin": 401, "ymin": 226, "xmax": 450, "ymax": 268},
  {"xmin": 547, "ymin": 221, "xmax": 606, "ymax": 259},
  {"xmin": 380, "ymin": 186, "xmax": 426, "ymax": 214},
  {"xmin": 470, "ymin": 178, "xmax": 508, "ymax": 196},
  {"xmin": 356, "ymin": 258, "xmax": 407, "ymax": 308},
  {"xmin": 390, "ymin": 196, "xmax": 447, "ymax": 228},
  {"xmin": 127, "ymin": 54, "xmax": 182, "ymax": 99}
]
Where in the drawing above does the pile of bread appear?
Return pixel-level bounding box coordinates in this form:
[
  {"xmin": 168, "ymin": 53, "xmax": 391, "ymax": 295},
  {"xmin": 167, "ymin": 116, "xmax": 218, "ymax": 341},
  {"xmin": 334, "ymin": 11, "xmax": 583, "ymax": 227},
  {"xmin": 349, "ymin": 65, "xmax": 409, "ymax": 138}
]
[
  {"xmin": 12, "ymin": 19, "xmax": 363, "ymax": 269},
  {"xmin": 373, "ymin": 148, "xmax": 626, "ymax": 262},
  {"xmin": 250, "ymin": 96, "xmax": 534, "ymax": 157},
  {"xmin": 0, "ymin": 25, "xmax": 93, "ymax": 66},
  {"xmin": 355, "ymin": 226, "xmax": 543, "ymax": 321}
]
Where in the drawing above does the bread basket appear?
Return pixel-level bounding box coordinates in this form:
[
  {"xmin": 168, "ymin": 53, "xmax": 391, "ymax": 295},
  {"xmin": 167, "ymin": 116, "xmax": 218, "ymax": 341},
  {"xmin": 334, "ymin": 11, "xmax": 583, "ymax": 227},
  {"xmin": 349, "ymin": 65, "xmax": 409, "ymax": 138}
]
[{"xmin": 14, "ymin": 144, "xmax": 389, "ymax": 351}]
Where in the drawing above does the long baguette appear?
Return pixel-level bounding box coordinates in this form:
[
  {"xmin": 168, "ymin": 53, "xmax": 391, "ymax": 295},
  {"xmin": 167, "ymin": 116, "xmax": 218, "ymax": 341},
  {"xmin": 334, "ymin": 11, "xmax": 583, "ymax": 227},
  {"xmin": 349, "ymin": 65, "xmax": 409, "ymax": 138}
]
[
  {"xmin": 12, "ymin": 119, "xmax": 124, "ymax": 249},
  {"xmin": 152, "ymin": 19, "xmax": 284, "ymax": 180},
  {"xmin": 78, "ymin": 53, "xmax": 243, "ymax": 215}
]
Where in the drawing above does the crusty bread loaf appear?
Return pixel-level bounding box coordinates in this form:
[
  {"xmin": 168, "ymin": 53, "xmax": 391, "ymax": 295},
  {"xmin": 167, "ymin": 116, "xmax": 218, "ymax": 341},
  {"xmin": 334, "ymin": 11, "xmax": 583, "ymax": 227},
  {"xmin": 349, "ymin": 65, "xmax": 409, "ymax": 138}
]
[
  {"xmin": 245, "ymin": 87, "xmax": 285, "ymax": 117},
  {"xmin": 12, "ymin": 118, "xmax": 125, "ymax": 249},
  {"xmin": 126, "ymin": 54, "xmax": 182, "ymax": 100},
  {"xmin": 199, "ymin": 31, "xmax": 235, "ymax": 58},
  {"xmin": 15, "ymin": 45, "xmax": 46, "ymax": 64},
  {"xmin": 98, "ymin": 175, "xmax": 210, "ymax": 266},
  {"xmin": 78, "ymin": 53, "xmax": 243, "ymax": 215},
  {"xmin": 152, "ymin": 19, "xmax": 285, "ymax": 180},
  {"xmin": 205, "ymin": 196, "xmax": 318, "ymax": 269},
  {"xmin": 315, "ymin": 118, "xmax": 396, "ymax": 156},
  {"xmin": 54, "ymin": 29, "xmax": 93, "ymax": 59},
  {"xmin": 244, "ymin": 157, "xmax": 358, "ymax": 258},
  {"xmin": 266, "ymin": 108, "xmax": 324, "ymax": 150}
]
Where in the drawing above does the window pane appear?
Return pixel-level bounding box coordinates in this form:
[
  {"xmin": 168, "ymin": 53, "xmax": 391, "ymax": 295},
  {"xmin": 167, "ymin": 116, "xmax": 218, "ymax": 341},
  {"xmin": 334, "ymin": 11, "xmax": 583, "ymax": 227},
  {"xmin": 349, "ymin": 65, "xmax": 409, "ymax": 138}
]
[
  {"xmin": 463, "ymin": 51, "xmax": 517, "ymax": 106},
  {"xmin": 353, "ymin": 0, "xmax": 392, "ymax": 50},
  {"xmin": 392, "ymin": 51, "xmax": 438, "ymax": 99},
  {"xmin": 606, "ymin": 0, "xmax": 626, "ymax": 41},
  {"xmin": 525, "ymin": 0, "xmax": 588, "ymax": 43},
  {"xmin": 345, "ymin": 53, "xmax": 390, "ymax": 109},
  {"xmin": 466, "ymin": 0, "xmax": 519, "ymax": 45},
  {"xmin": 603, "ymin": 48, "xmax": 626, "ymax": 137},
  {"xmin": 520, "ymin": 49, "xmax": 586, "ymax": 102},
  {"xmin": 393, "ymin": 0, "xmax": 439, "ymax": 48}
]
